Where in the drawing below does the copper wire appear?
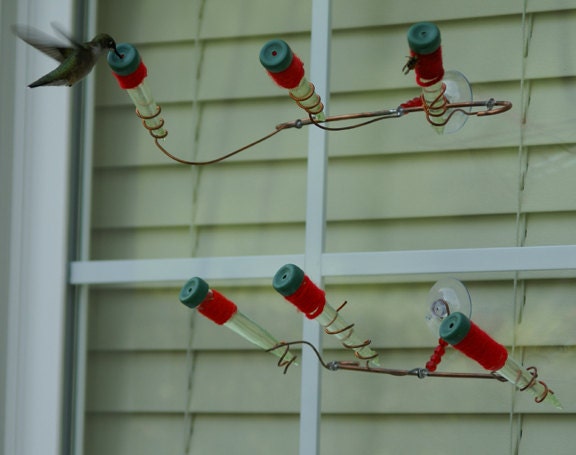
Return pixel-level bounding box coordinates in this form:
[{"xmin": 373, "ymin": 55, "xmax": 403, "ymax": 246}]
[
  {"xmin": 289, "ymin": 81, "xmax": 324, "ymax": 115},
  {"xmin": 135, "ymin": 105, "xmax": 168, "ymax": 139},
  {"xmin": 152, "ymin": 127, "xmax": 287, "ymax": 166},
  {"xmin": 135, "ymin": 97, "xmax": 512, "ymax": 165},
  {"xmin": 518, "ymin": 365, "xmax": 539, "ymax": 391},
  {"xmin": 421, "ymin": 83, "xmax": 450, "ymax": 124},
  {"xmin": 267, "ymin": 342, "xmax": 560, "ymax": 405},
  {"xmin": 135, "ymin": 104, "xmax": 292, "ymax": 165},
  {"xmin": 270, "ymin": 342, "xmax": 298, "ymax": 374},
  {"xmin": 535, "ymin": 381, "xmax": 552, "ymax": 404},
  {"xmin": 268, "ymin": 340, "xmax": 509, "ymax": 381},
  {"xmin": 302, "ymin": 97, "xmax": 512, "ymax": 132},
  {"xmin": 518, "ymin": 366, "xmax": 556, "ymax": 404},
  {"xmin": 304, "ymin": 112, "xmax": 402, "ymax": 131},
  {"xmin": 322, "ymin": 300, "xmax": 378, "ymax": 361}
]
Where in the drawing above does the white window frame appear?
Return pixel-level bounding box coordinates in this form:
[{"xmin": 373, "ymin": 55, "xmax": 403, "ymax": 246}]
[{"xmin": 1, "ymin": 0, "xmax": 74, "ymax": 454}]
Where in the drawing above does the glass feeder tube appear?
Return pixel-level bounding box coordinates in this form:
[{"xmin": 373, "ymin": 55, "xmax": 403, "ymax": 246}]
[
  {"xmin": 440, "ymin": 312, "xmax": 562, "ymax": 409},
  {"xmin": 107, "ymin": 43, "xmax": 167, "ymax": 138},
  {"xmin": 273, "ymin": 264, "xmax": 380, "ymax": 365},
  {"xmin": 179, "ymin": 277, "xmax": 297, "ymax": 366},
  {"xmin": 260, "ymin": 39, "xmax": 325, "ymax": 121}
]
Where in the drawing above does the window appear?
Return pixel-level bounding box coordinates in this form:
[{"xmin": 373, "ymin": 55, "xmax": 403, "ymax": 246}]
[{"xmin": 7, "ymin": 1, "xmax": 575, "ymax": 454}]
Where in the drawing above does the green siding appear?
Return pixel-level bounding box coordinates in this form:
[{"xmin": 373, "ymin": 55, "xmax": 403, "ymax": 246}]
[{"xmin": 85, "ymin": 1, "xmax": 576, "ymax": 454}]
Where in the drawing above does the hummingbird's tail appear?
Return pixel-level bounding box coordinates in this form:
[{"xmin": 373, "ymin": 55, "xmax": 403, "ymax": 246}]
[{"xmin": 27, "ymin": 70, "xmax": 71, "ymax": 88}]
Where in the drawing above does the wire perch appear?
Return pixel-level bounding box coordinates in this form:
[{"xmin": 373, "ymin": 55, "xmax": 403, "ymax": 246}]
[
  {"xmin": 267, "ymin": 340, "xmax": 509, "ymax": 381},
  {"xmin": 270, "ymin": 339, "xmax": 560, "ymax": 406},
  {"xmin": 137, "ymin": 105, "xmax": 289, "ymax": 165},
  {"xmin": 139, "ymin": 98, "xmax": 511, "ymax": 166},
  {"xmin": 108, "ymin": 42, "xmax": 512, "ymax": 166}
]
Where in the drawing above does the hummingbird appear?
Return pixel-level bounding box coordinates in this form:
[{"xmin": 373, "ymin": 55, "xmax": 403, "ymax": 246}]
[{"xmin": 12, "ymin": 23, "xmax": 122, "ymax": 88}]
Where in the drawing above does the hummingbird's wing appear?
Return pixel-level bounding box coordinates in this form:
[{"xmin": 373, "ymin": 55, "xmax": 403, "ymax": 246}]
[
  {"xmin": 12, "ymin": 25, "xmax": 76, "ymax": 63},
  {"xmin": 50, "ymin": 22, "xmax": 85, "ymax": 49}
]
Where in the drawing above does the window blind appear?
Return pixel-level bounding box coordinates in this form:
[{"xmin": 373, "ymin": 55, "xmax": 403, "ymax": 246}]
[{"xmin": 81, "ymin": 1, "xmax": 576, "ymax": 454}]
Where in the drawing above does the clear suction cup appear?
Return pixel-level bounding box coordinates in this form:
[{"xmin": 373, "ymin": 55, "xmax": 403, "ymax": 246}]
[
  {"xmin": 425, "ymin": 278, "xmax": 472, "ymax": 334},
  {"xmin": 441, "ymin": 70, "xmax": 473, "ymax": 134}
]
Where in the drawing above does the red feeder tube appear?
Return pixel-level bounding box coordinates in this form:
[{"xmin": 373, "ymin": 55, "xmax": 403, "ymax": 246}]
[
  {"xmin": 406, "ymin": 22, "xmax": 449, "ymax": 133},
  {"xmin": 260, "ymin": 39, "xmax": 325, "ymax": 121},
  {"xmin": 107, "ymin": 43, "xmax": 167, "ymax": 139},
  {"xmin": 440, "ymin": 312, "xmax": 562, "ymax": 409},
  {"xmin": 179, "ymin": 277, "xmax": 297, "ymax": 365},
  {"xmin": 273, "ymin": 264, "xmax": 380, "ymax": 365}
]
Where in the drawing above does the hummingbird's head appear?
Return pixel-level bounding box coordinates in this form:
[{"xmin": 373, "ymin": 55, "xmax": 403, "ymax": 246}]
[{"xmin": 92, "ymin": 33, "xmax": 122, "ymax": 58}]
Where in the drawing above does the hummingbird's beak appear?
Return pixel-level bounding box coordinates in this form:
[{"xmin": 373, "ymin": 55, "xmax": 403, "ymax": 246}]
[{"xmin": 113, "ymin": 46, "xmax": 123, "ymax": 59}]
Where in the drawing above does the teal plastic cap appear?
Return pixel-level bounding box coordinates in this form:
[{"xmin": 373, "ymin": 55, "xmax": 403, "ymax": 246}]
[
  {"xmin": 439, "ymin": 312, "xmax": 471, "ymax": 345},
  {"xmin": 107, "ymin": 42, "xmax": 141, "ymax": 75},
  {"xmin": 179, "ymin": 277, "xmax": 210, "ymax": 309},
  {"xmin": 407, "ymin": 22, "xmax": 441, "ymax": 54},
  {"xmin": 273, "ymin": 263, "xmax": 305, "ymax": 297},
  {"xmin": 259, "ymin": 39, "xmax": 293, "ymax": 73}
]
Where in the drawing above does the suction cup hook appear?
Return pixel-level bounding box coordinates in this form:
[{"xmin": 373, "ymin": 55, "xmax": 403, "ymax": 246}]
[
  {"xmin": 425, "ymin": 278, "xmax": 472, "ymax": 334},
  {"xmin": 442, "ymin": 70, "xmax": 473, "ymax": 134}
]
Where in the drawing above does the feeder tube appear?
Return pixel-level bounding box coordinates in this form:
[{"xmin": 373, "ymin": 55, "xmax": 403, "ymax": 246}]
[
  {"xmin": 179, "ymin": 277, "xmax": 297, "ymax": 365},
  {"xmin": 273, "ymin": 264, "xmax": 380, "ymax": 365},
  {"xmin": 107, "ymin": 43, "xmax": 167, "ymax": 138},
  {"xmin": 407, "ymin": 22, "xmax": 447, "ymax": 134},
  {"xmin": 440, "ymin": 312, "xmax": 562, "ymax": 409}
]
